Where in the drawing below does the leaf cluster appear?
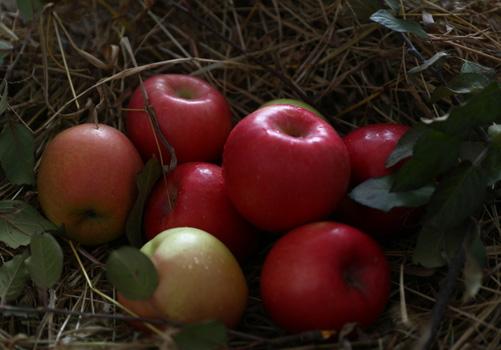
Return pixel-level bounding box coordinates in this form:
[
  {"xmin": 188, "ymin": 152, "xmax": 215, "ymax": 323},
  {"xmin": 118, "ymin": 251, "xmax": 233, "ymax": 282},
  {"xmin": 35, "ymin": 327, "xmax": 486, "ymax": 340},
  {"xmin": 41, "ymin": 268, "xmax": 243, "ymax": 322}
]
[{"xmin": 350, "ymin": 82, "xmax": 500, "ymax": 299}]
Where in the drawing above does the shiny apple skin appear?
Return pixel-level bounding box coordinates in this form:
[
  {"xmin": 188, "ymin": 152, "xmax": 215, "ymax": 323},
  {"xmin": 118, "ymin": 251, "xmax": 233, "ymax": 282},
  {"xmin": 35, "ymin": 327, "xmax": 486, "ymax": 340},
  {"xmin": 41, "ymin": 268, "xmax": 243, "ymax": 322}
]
[
  {"xmin": 117, "ymin": 227, "xmax": 248, "ymax": 329},
  {"xmin": 222, "ymin": 105, "xmax": 350, "ymax": 232},
  {"xmin": 339, "ymin": 123, "xmax": 417, "ymax": 236},
  {"xmin": 144, "ymin": 162, "xmax": 259, "ymax": 262},
  {"xmin": 37, "ymin": 123, "xmax": 143, "ymax": 245},
  {"xmin": 344, "ymin": 123, "xmax": 410, "ymax": 184},
  {"xmin": 126, "ymin": 74, "xmax": 232, "ymax": 163},
  {"xmin": 260, "ymin": 221, "xmax": 391, "ymax": 333}
]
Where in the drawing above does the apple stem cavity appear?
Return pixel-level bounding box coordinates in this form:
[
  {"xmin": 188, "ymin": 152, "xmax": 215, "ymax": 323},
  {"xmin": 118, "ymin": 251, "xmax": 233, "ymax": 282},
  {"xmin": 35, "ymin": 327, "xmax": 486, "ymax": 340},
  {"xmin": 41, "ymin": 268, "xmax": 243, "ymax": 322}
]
[
  {"xmin": 175, "ymin": 88, "xmax": 196, "ymax": 100},
  {"xmin": 280, "ymin": 124, "xmax": 305, "ymax": 138},
  {"xmin": 343, "ymin": 268, "xmax": 365, "ymax": 292},
  {"xmin": 83, "ymin": 209, "xmax": 99, "ymax": 219}
]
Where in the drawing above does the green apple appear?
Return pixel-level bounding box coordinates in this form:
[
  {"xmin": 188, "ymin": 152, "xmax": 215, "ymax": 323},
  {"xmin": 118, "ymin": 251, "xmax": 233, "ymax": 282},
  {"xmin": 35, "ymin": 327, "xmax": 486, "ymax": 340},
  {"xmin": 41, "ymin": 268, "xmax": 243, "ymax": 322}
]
[
  {"xmin": 262, "ymin": 98, "xmax": 326, "ymax": 120},
  {"xmin": 37, "ymin": 123, "xmax": 143, "ymax": 245},
  {"xmin": 117, "ymin": 227, "xmax": 248, "ymax": 329}
]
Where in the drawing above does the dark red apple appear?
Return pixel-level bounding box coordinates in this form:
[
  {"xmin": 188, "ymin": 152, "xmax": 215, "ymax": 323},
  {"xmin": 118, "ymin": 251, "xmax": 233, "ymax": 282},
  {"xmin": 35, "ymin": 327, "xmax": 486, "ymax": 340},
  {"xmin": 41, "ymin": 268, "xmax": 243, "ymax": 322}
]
[
  {"xmin": 343, "ymin": 123, "xmax": 410, "ymax": 184},
  {"xmin": 144, "ymin": 162, "xmax": 259, "ymax": 261},
  {"xmin": 126, "ymin": 74, "xmax": 232, "ymax": 163},
  {"xmin": 222, "ymin": 105, "xmax": 350, "ymax": 232},
  {"xmin": 260, "ymin": 221, "xmax": 391, "ymax": 333},
  {"xmin": 337, "ymin": 123, "xmax": 419, "ymax": 236}
]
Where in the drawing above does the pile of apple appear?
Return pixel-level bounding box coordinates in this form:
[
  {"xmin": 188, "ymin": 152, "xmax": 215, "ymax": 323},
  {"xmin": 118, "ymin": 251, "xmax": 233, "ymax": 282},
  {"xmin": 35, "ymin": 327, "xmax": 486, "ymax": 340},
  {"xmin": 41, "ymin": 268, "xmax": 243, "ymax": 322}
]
[{"xmin": 37, "ymin": 74, "xmax": 416, "ymax": 334}]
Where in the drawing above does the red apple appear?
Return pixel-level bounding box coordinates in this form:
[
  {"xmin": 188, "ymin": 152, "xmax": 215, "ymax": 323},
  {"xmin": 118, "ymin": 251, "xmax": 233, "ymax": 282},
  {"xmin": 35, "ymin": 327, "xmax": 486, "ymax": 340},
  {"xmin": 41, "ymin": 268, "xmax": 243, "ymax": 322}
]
[
  {"xmin": 117, "ymin": 227, "xmax": 248, "ymax": 329},
  {"xmin": 335, "ymin": 196, "xmax": 419, "ymax": 235},
  {"xmin": 260, "ymin": 221, "xmax": 390, "ymax": 333},
  {"xmin": 126, "ymin": 74, "xmax": 232, "ymax": 163},
  {"xmin": 343, "ymin": 123, "xmax": 410, "ymax": 184},
  {"xmin": 222, "ymin": 105, "xmax": 350, "ymax": 232},
  {"xmin": 336, "ymin": 123, "xmax": 418, "ymax": 236},
  {"xmin": 144, "ymin": 162, "xmax": 259, "ymax": 262},
  {"xmin": 37, "ymin": 123, "xmax": 143, "ymax": 245}
]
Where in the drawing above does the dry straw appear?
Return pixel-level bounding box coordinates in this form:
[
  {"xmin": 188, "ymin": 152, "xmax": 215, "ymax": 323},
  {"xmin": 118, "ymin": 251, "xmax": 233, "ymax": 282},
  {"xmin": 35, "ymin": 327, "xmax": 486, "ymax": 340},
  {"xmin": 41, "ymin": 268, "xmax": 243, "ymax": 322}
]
[{"xmin": 0, "ymin": 0, "xmax": 500, "ymax": 349}]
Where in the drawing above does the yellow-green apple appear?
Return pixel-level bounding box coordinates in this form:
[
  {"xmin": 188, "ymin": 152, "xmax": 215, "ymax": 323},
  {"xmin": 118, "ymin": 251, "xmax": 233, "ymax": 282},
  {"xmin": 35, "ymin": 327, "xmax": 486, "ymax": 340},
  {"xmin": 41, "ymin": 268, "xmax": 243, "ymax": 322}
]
[
  {"xmin": 37, "ymin": 123, "xmax": 143, "ymax": 245},
  {"xmin": 117, "ymin": 227, "xmax": 248, "ymax": 329},
  {"xmin": 125, "ymin": 74, "xmax": 232, "ymax": 164},
  {"xmin": 262, "ymin": 98, "xmax": 326, "ymax": 120},
  {"xmin": 335, "ymin": 123, "xmax": 420, "ymax": 236},
  {"xmin": 260, "ymin": 221, "xmax": 390, "ymax": 333},
  {"xmin": 222, "ymin": 104, "xmax": 350, "ymax": 232},
  {"xmin": 144, "ymin": 162, "xmax": 259, "ymax": 262}
]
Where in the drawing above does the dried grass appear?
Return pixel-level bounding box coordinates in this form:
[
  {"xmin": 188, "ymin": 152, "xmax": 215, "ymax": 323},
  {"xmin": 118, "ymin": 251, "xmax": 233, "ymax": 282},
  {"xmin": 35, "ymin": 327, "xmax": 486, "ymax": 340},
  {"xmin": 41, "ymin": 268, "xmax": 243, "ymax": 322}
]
[{"xmin": 0, "ymin": 0, "xmax": 500, "ymax": 349}]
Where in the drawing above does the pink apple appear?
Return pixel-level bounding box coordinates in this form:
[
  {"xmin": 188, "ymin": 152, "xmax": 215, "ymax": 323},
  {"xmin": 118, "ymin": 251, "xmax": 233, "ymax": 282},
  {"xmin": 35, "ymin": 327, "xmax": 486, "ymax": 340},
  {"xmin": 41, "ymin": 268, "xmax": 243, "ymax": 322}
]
[
  {"xmin": 117, "ymin": 227, "xmax": 248, "ymax": 329},
  {"xmin": 126, "ymin": 74, "xmax": 232, "ymax": 163},
  {"xmin": 260, "ymin": 221, "xmax": 391, "ymax": 333},
  {"xmin": 144, "ymin": 162, "xmax": 259, "ymax": 262},
  {"xmin": 337, "ymin": 123, "xmax": 419, "ymax": 236},
  {"xmin": 222, "ymin": 105, "xmax": 350, "ymax": 232},
  {"xmin": 37, "ymin": 123, "xmax": 143, "ymax": 245}
]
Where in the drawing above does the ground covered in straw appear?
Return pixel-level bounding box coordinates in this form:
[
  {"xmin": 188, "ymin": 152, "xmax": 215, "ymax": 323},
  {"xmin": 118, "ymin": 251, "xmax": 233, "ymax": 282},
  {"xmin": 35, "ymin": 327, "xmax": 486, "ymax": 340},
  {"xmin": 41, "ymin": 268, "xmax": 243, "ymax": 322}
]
[{"xmin": 0, "ymin": 0, "xmax": 500, "ymax": 349}]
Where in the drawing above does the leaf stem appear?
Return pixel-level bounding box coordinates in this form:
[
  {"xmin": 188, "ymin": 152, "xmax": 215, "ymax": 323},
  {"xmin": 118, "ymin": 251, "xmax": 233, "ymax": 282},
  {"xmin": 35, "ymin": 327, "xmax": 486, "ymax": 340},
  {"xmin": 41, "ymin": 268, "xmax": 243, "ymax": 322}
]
[{"xmin": 415, "ymin": 233, "xmax": 467, "ymax": 349}]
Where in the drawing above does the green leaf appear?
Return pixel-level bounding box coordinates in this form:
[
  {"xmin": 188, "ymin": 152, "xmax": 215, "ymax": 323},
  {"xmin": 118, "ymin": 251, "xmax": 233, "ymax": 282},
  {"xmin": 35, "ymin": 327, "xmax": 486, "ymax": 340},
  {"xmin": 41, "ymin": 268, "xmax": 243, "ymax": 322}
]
[
  {"xmin": 430, "ymin": 85, "xmax": 456, "ymax": 103},
  {"xmin": 25, "ymin": 233, "xmax": 63, "ymax": 289},
  {"xmin": 413, "ymin": 225, "xmax": 466, "ymax": 268},
  {"xmin": 370, "ymin": 9, "xmax": 428, "ymax": 38},
  {"xmin": 408, "ymin": 52, "xmax": 448, "ymax": 74},
  {"xmin": 459, "ymin": 141, "xmax": 486, "ymax": 163},
  {"xmin": 392, "ymin": 129, "xmax": 460, "ymax": 192},
  {"xmin": 126, "ymin": 158, "xmax": 162, "ymax": 247},
  {"xmin": 462, "ymin": 225, "xmax": 486, "ymax": 301},
  {"xmin": 423, "ymin": 162, "xmax": 487, "ymax": 230},
  {"xmin": 0, "ymin": 122, "xmax": 35, "ymax": 185},
  {"xmin": 447, "ymin": 73, "xmax": 491, "ymax": 94},
  {"xmin": 0, "ymin": 40, "xmax": 13, "ymax": 65},
  {"xmin": 16, "ymin": 0, "xmax": 43, "ymax": 21},
  {"xmin": 0, "ymin": 200, "xmax": 57, "ymax": 248},
  {"xmin": 173, "ymin": 320, "xmax": 228, "ymax": 350},
  {"xmin": 481, "ymin": 143, "xmax": 501, "ymax": 185},
  {"xmin": 385, "ymin": 127, "xmax": 425, "ymax": 167},
  {"xmin": 430, "ymin": 69, "xmax": 497, "ymax": 103},
  {"xmin": 384, "ymin": 0, "xmax": 400, "ymax": 12},
  {"xmin": 0, "ymin": 252, "xmax": 29, "ymax": 303},
  {"xmin": 106, "ymin": 246, "xmax": 158, "ymax": 300},
  {"xmin": 436, "ymin": 83, "xmax": 501, "ymax": 136},
  {"xmin": 412, "ymin": 228, "xmax": 445, "ymax": 268},
  {"xmin": 0, "ymin": 80, "xmax": 8, "ymax": 116},
  {"xmin": 0, "ymin": 40, "xmax": 13, "ymax": 51},
  {"xmin": 460, "ymin": 60, "xmax": 496, "ymax": 79},
  {"xmin": 349, "ymin": 175, "xmax": 434, "ymax": 212},
  {"xmin": 487, "ymin": 123, "xmax": 501, "ymax": 140}
]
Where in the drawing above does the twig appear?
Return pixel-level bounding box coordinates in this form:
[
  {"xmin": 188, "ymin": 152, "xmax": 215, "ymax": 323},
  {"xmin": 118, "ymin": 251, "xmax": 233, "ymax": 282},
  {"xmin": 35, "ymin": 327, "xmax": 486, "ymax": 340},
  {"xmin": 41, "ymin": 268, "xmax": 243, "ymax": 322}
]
[
  {"xmin": 0, "ymin": 304, "xmax": 168, "ymax": 325},
  {"xmin": 399, "ymin": 33, "xmax": 461, "ymax": 105},
  {"xmin": 3, "ymin": 30, "xmax": 31, "ymax": 83},
  {"xmin": 414, "ymin": 235, "xmax": 467, "ymax": 350},
  {"xmin": 120, "ymin": 37, "xmax": 177, "ymax": 172}
]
